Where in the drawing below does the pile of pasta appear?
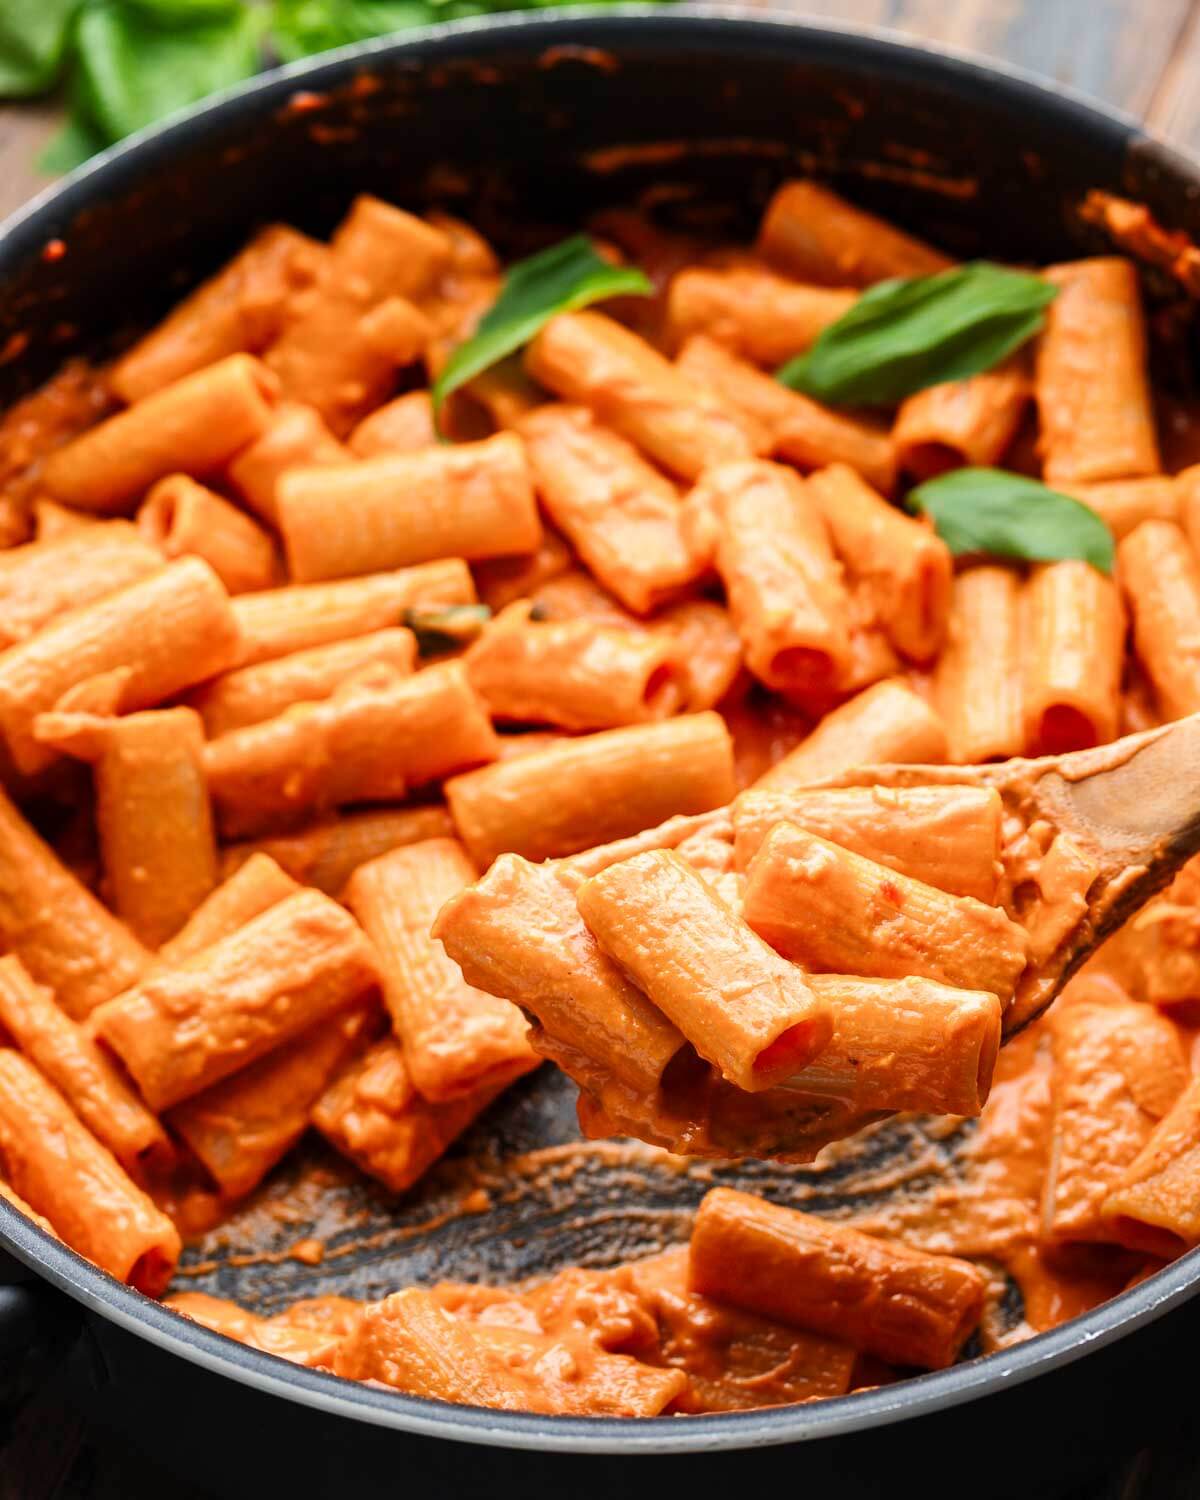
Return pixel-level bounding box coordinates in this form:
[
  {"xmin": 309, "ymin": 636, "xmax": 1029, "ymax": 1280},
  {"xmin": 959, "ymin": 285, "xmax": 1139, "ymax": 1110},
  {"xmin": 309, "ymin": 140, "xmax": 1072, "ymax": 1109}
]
[{"xmin": 0, "ymin": 177, "xmax": 1200, "ymax": 1414}]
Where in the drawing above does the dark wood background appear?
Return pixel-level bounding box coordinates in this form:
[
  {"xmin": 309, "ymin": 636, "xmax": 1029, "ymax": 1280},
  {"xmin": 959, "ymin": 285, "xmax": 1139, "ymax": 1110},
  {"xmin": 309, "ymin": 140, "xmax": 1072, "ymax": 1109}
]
[{"xmin": 3, "ymin": 2, "xmax": 1200, "ymax": 1494}]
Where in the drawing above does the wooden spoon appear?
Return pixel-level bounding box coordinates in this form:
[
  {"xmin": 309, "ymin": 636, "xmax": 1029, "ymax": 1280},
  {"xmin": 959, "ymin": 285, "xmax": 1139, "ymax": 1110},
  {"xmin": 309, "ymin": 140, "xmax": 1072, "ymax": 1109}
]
[{"xmin": 826, "ymin": 713, "xmax": 1200, "ymax": 1035}]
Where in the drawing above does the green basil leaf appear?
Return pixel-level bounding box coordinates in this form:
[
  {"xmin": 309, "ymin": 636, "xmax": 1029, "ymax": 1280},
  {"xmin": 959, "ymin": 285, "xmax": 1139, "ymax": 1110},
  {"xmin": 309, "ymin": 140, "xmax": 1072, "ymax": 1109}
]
[
  {"xmin": 0, "ymin": 0, "xmax": 81, "ymax": 97},
  {"xmin": 906, "ymin": 468, "xmax": 1115, "ymax": 574},
  {"xmin": 270, "ymin": 0, "xmax": 436, "ymax": 64},
  {"xmin": 71, "ymin": 0, "xmax": 266, "ymax": 148},
  {"xmin": 123, "ymin": 0, "xmax": 245, "ymax": 18},
  {"xmin": 779, "ymin": 261, "xmax": 1057, "ymax": 407},
  {"xmin": 432, "ymin": 234, "xmax": 652, "ymax": 424}
]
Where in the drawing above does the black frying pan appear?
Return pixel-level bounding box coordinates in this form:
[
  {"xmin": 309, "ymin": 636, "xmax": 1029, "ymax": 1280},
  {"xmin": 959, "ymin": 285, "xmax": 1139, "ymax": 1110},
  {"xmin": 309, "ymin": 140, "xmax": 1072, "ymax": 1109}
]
[{"xmin": 3, "ymin": 10, "xmax": 1200, "ymax": 1497}]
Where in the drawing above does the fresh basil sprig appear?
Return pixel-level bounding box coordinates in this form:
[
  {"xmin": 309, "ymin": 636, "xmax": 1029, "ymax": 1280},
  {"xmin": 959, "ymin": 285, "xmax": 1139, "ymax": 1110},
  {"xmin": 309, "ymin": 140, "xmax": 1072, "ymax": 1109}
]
[
  {"xmin": 2, "ymin": 0, "xmax": 647, "ymax": 171},
  {"xmin": 906, "ymin": 468, "xmax": 1115, "ymax": 574},
  {"xmin": 779, "ymin": 262, "xmax": 1056, "ymax": 407},
  {"xmin": 432, "ymin": 234, "xmax": 652, "ymax": 425}
]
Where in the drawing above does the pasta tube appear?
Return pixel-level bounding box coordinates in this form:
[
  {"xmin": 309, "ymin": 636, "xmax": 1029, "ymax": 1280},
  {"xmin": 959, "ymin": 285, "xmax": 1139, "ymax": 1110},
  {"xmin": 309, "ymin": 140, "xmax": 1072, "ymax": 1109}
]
[
  {"xmin": 93, "ymin": 889, "xmax": 378, "ymax": 1110},
  {"xmin": 265, "ymin": 218, "xmax": 435, "ymax": 434},
  {"xmin": 0, "ymin": 557, "xmax": 241, "ymax": 776},
  {"xmin": 158, "ymin": 852, "xmax": 300, "ymax": 966},
  {"xmin": 108, "ymin": 225, "xmax": 318, "ymax": 403},
  {"xmin": 1118, "ymin": 520, "xmax": 1200, "ymax": 720},
  {"xmin": 689, "ymin": 1187, "xmax": 985, "ymax": 1369},
  {"xmin": 36, "ymin": 707, "xmax": 217, "ymax": 948},
  {"xmin": 168, "ymin": 1002, "xmax": 376, "ymax": 1199},
  {"xmin": 933, "ymin": 564, "xmax": 1025, "ymax": 762},
  {"xmin": 205, "ymin": 661, "xmax": 497, "ymax": 836},
  {"xmin": 1059, "ymin": 476, "xmax": 1179, "ymax": 539},
  {"xmin": 0, "ymin": 1050, "xmax": 180, "ymax": 1293},
  {"xmin": 575, "ymin": 850, "xmax": 833, "ymax": 1092},
  {"xmin": 433, "ymin": 852, "xmax": 685, "ymax": 1098},
  {"xmin": 473, "ymin": 527, "xmax": 574, "ymax": 614},
  {"xmin": 1036, "ymin": 258, "xmax": 1160, "ymax": 484},
  {"xmin": 893, "ymin": 363, "xmax": 1030, "ymax": 478},
  {"xmin": 332, "ymin": 1286, "xmax": 686, "ymax": 1415},
  {"xmin": 742, "ymin": 822, "xmax": 1027, "ymax": 1000},
  {"xmin": 1042, "ymin": 995, "xmax": 1188, "ymax": 1244},
  {"xmin": 806, "ymin": 463, "xmax": 952, "ymax": 661},
  {"xmin": 675, "ymin": 335, "xmax": 896, "ymax": 494},
  {"xmin": 0, "ymin": 1180, "xmax": 57, "ymax": 1236},
  {"xmin": 346, "ymin": 839, "xmax": 534, "ymax": 1101},
  {"xmin": 0, "ymin": 957, "xmax": 169, "ymax": 1174},
  {"xmin": 42, "ymin": 354, "xmax": 279, "ymax": 513},
  {"xmin": 138, "ymin": 474, "xmax": 278, "ymax": 595},
  {"xmin": 650, "ymin": 599, "xmax": 744, "ymax": 713},
  {"xmin": 757, "ymin": 181, "xmax": 953, "ymax": 286},
  {"xmin": 665, "ymin": 266, "xmax": 856, "ymax": 365},
  {"xmin": 348, "ymin": 391, "xmax": 436, "ymax": 457},
  {"xmin": 1102, "ymin": 1077, "xmax": 1200, "ymax": 1257},
  {"xmin": 755, "ymin": 679, "xmax": 947, "ymax": 790},
  {"xmin": 331, "ymin": 196, "xmax": 453, "ymax": 301},
  {"xmin": 694, "ymin": 460, "xmax": 851, "ymax": 706},
  {"xmin": 219, "ymin": 806, "xmax": 455, "ymax": 897},
  {"xmin": 524, "ymin": 311, "xmax": 764, "ymax": 480},
  {"xmin": 786, "ymin": 972, "xmax": 1002, "ymax": 1117},
  {"xmin": 191, "ymin": 627, "xmax": 417, "ymax": 737},
  {"xmin": 1022, "ymin": 560, "xmax": 1125, "ymax": 754},
  {"xmin": 732, "ymin": 783, "xmax": 1002, "ymax": 901},
  {"xmin": 278, "ymin": 432, "xmax": 540, "ymax": 582},
  {"xmin": 312, "ymin": 1037, "xmax": 523, "ymax": 1193},
  {"xmin": 32, "ymin": 499, "xmax": 101, "ymax": 541},
  {"xmin": 465, "ymin": 601, "xmax": 686, "ymax": 729},
  {"xmin": 446, "ymin": 712, "xmax": 736, "ymax": 866},
  {"xmin": 0, "ymin": 523, "xmax": 163, "ymax": 649},
  {"xmin": 231, "ymin": 559, "xmax": 474, "ymax": 666},
  {"xmin": 0, "ymin": 785, "xmax": 150, "ymax": 1019},
  {"xmin": 517, "ymin": 404, "xmax": 705, "ymax": 614},
  {"xmin": 226, "ymin": 401, "xmax": 349, "ymax": 526}
]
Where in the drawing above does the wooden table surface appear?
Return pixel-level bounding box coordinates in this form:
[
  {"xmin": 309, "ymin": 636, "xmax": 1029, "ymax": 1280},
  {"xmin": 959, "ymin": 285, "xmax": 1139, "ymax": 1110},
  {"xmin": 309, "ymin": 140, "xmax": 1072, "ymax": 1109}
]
[
  {"xmin": 3, "ymin": 0, "xmax": 1200, "ymax": 219},
  {"xmin": 2, "ymin": 2, "xmax": 1200, "ymax": 1496}
]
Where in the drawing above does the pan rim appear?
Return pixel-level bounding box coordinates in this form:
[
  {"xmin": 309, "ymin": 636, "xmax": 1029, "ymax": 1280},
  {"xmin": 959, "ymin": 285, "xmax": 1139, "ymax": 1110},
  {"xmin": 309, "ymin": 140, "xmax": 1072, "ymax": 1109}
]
[{"xmin": 3, "ymin": 2, "xmax": 1200, "ymax": 1454}]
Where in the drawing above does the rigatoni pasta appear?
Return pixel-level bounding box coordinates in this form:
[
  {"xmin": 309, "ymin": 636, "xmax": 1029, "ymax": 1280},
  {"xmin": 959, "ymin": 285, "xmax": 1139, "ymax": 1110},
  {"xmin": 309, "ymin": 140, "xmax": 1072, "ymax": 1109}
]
[
  {"xmin": 2, "ymin": 173, "xmax": 1200, "ymax": 1423},
  {"xmin": 757, "ymin": 180, "xmax": 953, "ymax": 287},
  {"xmin": 518, "ymin": 404, "xmax": 705, "ymax": 614},
  {"xmin": 93, "ymin": 889, "xmax": 378, "ymax": 1110},
  {"xmin": 205, "ymin": 661, "xmax": 497, "ymax": 836},
  {"xmin": 446, "ymin": 712, "xmax": 736, "ymax": 866},
  {"xmin": 230, "ymin": 559, "xmax": 474, "ymax": 666},
  {"xmin": 0, "ymin": 957, "xmax": 169, "ymax": 1175},
  {"xmin": 138, "ymin": 474, "xmax": 277, "ymax": 595},
  {"xmin": 277, "ymin": 433, "xmax": 540, "ymax": 582},
  {"xmin": 42, "ymin": 354, "xmax": 279, "ymax": 513},
  {"xmin": 345, "ymin": 838, "xmax": 535, "ymax": 1102},
  {"xmin": 1036, "ymin": 258, "xmax": 1160, "ymax": 485},
  {"xmin": 37, "ymin": 706, "xmax": 217, "ymax": 947},
  {"xmin": 0, "ymin": 557, "xmax": 241, "ymax": 776},
  {"xmin": 0, "ymin": 1050, "xmax": 180, "ymax": 1292},
  {"xmin": 219, "ymin": 806, "xmax": 456, "ymax": 896},
  {"xmin": 576, "ymin": 849, "xmax": 832, "ymax": 1092},
  {"xmin": 525, "ymin": 311, "xmax": 764, "ymax": 480},
  {"xmin": 191, "ymin": 627, "xmax": 417, "ymax": 738},
  {"xmin": 692, "ymin": 459, "xmax": 852, "ymax": 705}
]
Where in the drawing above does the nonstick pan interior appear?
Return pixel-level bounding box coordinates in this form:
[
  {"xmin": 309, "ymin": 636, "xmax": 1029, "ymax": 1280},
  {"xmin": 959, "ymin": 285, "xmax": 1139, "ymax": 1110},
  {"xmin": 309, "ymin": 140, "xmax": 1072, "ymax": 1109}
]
[{"xmin": 176, "ymin": 1068, "xmax": 1010, "ymax": 1356}]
